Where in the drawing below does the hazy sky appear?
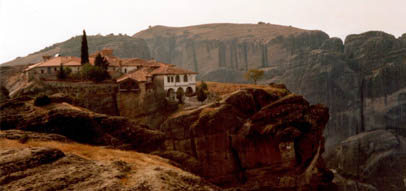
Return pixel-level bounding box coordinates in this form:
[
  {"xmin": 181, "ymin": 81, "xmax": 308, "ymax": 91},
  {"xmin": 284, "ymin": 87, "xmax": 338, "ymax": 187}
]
[{"xmin": 1, "ymin": 0, "xmax": 405, "ymax": 64}]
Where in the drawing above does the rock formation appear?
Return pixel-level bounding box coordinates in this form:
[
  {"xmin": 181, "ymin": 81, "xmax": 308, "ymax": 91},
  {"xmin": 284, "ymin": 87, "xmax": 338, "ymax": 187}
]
[
  {"xmin": 0, "ymin": 85, "xmax": 335, "ymax": 190},
  {"xmin": 0, "ymin": 96, "xmax": 165, "ymax": 151},
  {"xmin": 134, "ymin": 24, "xmax": 406, "ymax": 150},
  {"xmin": 0, "ymin": 131, "xmax": 219, "ymax": 191},
  {"xmin": 158, "ymin": 88, "xmax": 334, "ymax": 190},
  {"xmin": 328, "ymin": 129, "xmax": 406, "ymax": 191}
]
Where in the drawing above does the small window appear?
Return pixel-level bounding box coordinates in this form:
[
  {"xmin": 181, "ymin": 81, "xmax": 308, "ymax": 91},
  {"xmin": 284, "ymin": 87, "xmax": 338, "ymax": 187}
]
[
  {"xmin": 54, "ymin": 68, "xmax": 57, "ymax": 71},
  {"xmin": 47, "ymin": 67, "xmax": 51, "ymax": 74},
  {"xmin": 167, "ymin": 76, "xmax": 170, "ymax": 83},
  {"xmin": 124, "ymin": 68, "xmax": 127, "ymax": 73},
  {"xmin": 41, "ymin": 69, "xmax": 44, "ymax": 74},
  {"xmin": 183, "ymin": 75, "xmax": 188, "ymax": 82},
  {"xmin": 175, "ymin": 75, "xmax": 180, "ymax": 82}
]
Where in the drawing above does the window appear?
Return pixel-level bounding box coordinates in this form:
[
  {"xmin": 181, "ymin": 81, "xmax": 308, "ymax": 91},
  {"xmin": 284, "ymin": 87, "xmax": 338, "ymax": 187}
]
[
  {"xmin": 124, "ymin": 68, "xmax": 127, "ymax": 73},
  {"xmin": 41, "ymin": 69, "xmax": 44, "ymax": 74},
  {"xmin": 167, "ymin": 76, "xmax": 171, "ymax": 83},
  {"xmin": 54, "ymin": 67, "xmax": 57, "ymax": 72},
  {"xmin": 47, "ymin": 67, "xmax": 51, "ymax": 74},
  {"xmin": 175, "ymin": 75, "xmax": 180, "ymax": 82},
  {"xmin": 183, "ymin": 75, "xmax": 188, "ymax": 82}
]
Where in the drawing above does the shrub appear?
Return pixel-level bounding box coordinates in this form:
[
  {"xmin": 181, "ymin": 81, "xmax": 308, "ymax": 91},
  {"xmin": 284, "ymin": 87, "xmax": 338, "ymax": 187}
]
[
  {"xmin": 34, "ymin": 94, "xmax": 51, "ymax": 106},
  {"xmin": 196, "ymin": 82, "xmax": 209, "ymax": 104},
  {"xmin": 244, "ymin": 69, "xmax": 264, "ymax": 84},
  {"xmin": 81, "ymin": 63, "xmax": 110, "ymax": 82}
]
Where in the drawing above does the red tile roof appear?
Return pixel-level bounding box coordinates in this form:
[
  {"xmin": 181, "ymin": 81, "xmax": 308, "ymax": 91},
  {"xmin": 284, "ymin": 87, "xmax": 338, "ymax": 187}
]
[
  {"xmin": 25, "ymin": 56, "xmax": 81, "ymax": 71},
  {"xmin": 26, "ymin": 49, "xmax": 198, "ymax": 82}
]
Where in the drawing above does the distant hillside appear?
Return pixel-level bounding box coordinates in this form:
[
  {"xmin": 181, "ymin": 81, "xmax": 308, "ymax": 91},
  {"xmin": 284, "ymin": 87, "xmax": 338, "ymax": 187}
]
[
  {"xmin": 134, "ymin": 23, "xmax": 406, "ymax": 150},
  {"xmin": 1, "ymin": 34, "xmax": 151, "ymax": 66},
  {"xmin": 2, "ymin": 23, "xmax": 406, "ymax": 150},
  {"xmin": 134, "ymin": 23, "xmax": 326, "ymax": 76}
]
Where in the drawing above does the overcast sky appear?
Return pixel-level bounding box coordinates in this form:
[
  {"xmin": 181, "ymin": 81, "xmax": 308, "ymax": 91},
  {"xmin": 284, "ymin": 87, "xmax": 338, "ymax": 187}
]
[{"xmin": 1, "ymin": 0, "xmax": 405, "ymax": 64}]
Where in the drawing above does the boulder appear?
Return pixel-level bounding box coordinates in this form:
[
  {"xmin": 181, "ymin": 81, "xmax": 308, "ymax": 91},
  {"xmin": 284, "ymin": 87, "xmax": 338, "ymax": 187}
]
[{"xmin": 159, "ymin": 88, "xmax": 333, "ymax": 190}]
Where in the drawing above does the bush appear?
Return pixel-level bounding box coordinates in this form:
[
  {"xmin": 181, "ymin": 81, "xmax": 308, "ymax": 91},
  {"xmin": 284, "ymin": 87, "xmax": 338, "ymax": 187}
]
[
  {"xmin": 196, "ymin": 82, "xmax": 208, "ymax": 104},
  {"xmin": 34, "ymin": 94, "xmax": 51, "ymax": 106},
  {"xmin": 81, "ymin": 63, "xmax": 110, "ymax": 82}
]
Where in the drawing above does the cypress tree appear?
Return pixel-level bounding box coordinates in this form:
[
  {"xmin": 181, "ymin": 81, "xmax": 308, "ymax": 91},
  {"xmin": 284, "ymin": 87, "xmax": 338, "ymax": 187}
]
[{"xmin": 81, "ymin": 30, "xmax": 89, "ymax": 65}]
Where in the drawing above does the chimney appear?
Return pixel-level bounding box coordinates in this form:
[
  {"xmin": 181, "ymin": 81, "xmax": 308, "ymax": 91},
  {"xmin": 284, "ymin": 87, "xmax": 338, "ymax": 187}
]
[{"xmin": 42, "ymin": 55, "xmax": 51, "ymax": 62}]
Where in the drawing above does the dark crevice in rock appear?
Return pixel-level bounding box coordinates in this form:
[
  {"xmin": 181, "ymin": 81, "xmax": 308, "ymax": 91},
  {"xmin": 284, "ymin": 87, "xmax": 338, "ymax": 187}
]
[{"xmin": 229, "ymin": 135, "xmax": 246, "ymax": 184}]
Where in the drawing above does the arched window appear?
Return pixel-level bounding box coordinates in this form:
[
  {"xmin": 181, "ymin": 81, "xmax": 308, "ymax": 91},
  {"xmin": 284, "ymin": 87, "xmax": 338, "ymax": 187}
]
[
  {"xmin": 183, "ymin": 75, "xmax": 188, "ymax": 82},
  {"xmin": 175, "ymin": 75, "xmax": 180, "ymax": 82}
]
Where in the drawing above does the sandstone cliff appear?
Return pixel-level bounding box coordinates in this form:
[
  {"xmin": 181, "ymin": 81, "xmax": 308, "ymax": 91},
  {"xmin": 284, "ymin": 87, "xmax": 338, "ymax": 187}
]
[
  {"xmin": 0, "ymin": 130, "xmax": 219, "ymax": 191},
  {"xmin": 0, "ymin": 96, "xmax": 164, "ymax": 151},
  {"xmin": 328, "ymin": 129, "xmax": 406, "ymax": 191},
  {"xmin": 0, "ymin": 85, "xmax": 335, "ymax": 190},
  {"xmin": 158, "ymin": 87, "xmax": 334, "ymax": 190},
  {"xmin": 134, "ymin": 24, "xmax": 406, "ymax": 150}
]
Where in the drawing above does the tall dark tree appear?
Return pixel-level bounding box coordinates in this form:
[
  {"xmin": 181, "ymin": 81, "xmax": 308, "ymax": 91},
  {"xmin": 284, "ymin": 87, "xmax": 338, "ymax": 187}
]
[{"xmin": 81, "ymin": 30, "xmax": 89, "ymax": 65}]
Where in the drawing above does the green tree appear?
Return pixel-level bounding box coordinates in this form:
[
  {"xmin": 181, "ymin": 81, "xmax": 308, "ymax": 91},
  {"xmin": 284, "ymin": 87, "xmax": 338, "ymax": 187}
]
[
  {"xmin": 81, "ymin": 30, "xmax": 89, "ymax": 65},
  {"xmin": 196, "ymin": 81, "xmax": 208, "ymax": 104},
  {"xmin": 80, "ymin": 63, "xmax": 109, "ymax": 82},
  {"xmin": 244, "ymin": 69, "xmax": 264, "ymax": 84}
]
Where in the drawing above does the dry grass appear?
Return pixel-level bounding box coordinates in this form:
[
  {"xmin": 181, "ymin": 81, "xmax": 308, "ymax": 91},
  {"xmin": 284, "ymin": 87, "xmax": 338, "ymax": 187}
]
[
  {"xmin": 200, "ymin": 81, "xmax": 287, "ymax": 96},
  {"xmin": 0, "ymin": 139, "xmax": 173, "ymax": 169},
  {"xmin": 0, "ymin": 138, "xmax": 205, "ymax": 189}
]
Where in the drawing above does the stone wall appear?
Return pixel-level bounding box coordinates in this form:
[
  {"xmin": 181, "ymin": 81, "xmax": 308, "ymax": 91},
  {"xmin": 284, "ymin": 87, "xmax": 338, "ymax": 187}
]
[
  {"xmin": 43, "ymin": 80, "xmax": 168, "ymax": 120},
  {"xmin": 44, "ymin": 80, "xmax": 119, "ymax": 116}
]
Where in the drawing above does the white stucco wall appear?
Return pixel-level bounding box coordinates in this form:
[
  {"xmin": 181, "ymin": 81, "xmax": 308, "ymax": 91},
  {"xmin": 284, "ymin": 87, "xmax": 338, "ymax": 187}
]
[
  {"xmin": 163, "ymin": 74, "xmax": 196, "ymax": 93},
  {"xmin": 121, "ymin": 66, "xmax": 138, "ymax": 74}
]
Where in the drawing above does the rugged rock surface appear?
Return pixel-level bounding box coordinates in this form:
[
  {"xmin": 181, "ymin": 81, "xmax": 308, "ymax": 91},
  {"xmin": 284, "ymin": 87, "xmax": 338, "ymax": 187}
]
[
  {"xmin": 0, "ymin": 138, "xmax": 219, "ymax": 191},
  {"xmin": 328, "ymin": 130, "xmax": 406, "ymax": 191},
  {"xmin": 2, "ymin": 24, "xmax": 405, "ymax": 151},
  {"xmin": 0, "ymin": 97, "xmax": 164, "ymax": 152},
  {"xmin": 0, "ymin": 85, "xmax": 335, "ymax": 190},
  {"xmin": 158, "ymin": 88, "xmax": 334, "ymax": 190},
  {"xmin": 135, "ymin": 25, "xmax": 406, "ymax": 150},
  {"xmin": 134, "ymin": 23, "xmax": 328, "ymax": 82}
]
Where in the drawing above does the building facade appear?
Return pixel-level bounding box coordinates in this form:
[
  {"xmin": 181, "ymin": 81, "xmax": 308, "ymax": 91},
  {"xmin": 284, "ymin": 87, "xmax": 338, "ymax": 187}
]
[{"xmin": 25, "ymin": 49, "xmax": 198, "ymax": 100}]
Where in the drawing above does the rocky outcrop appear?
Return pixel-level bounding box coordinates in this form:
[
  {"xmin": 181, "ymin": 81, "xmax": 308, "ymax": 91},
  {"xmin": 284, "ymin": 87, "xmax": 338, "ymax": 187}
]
[
  {"xmin": 0, "ymin": 97, "xmax": 164, "ymax": 152},
  {"xmin": 158, "ymin": 88, "xmax": 334, "ymax": 190},
  {"xmin": 134, "ymin": 24, "xmax": 328, "ymax": 82},
  {"xmin": 0, "ymin": 85, "xmax": 335, "ymax": 190},
  {"xmin": 135, "ymin": 24, "xmax": 406, "ymax": 150},
  {"xmin": 0, "ymin": 144, "xmax": 219, "ymax": 191},
  {"xmin": 328, "ymin": 130, "xmax": 406, "ymax": 191}
]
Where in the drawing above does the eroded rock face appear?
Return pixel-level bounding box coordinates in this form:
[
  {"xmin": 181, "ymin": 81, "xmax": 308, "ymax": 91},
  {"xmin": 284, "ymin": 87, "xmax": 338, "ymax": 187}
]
[
  {"xmin": 159, "ymin": 88, "xmax": 334, "ymax": 190},
  {"xmin": 0, "ymin": 97, "xmax": 164, "ymax": 152},
  {"xmin": 135, "ymin": 25, "xmax": 406, "ymax": 151},
  {"xmin": 330, "ymin": 130, "xmax": 406, "ymax": 191},
  {"xmin": 0, "ymin": 146, "xmax": 219, "ymax": 191}
]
